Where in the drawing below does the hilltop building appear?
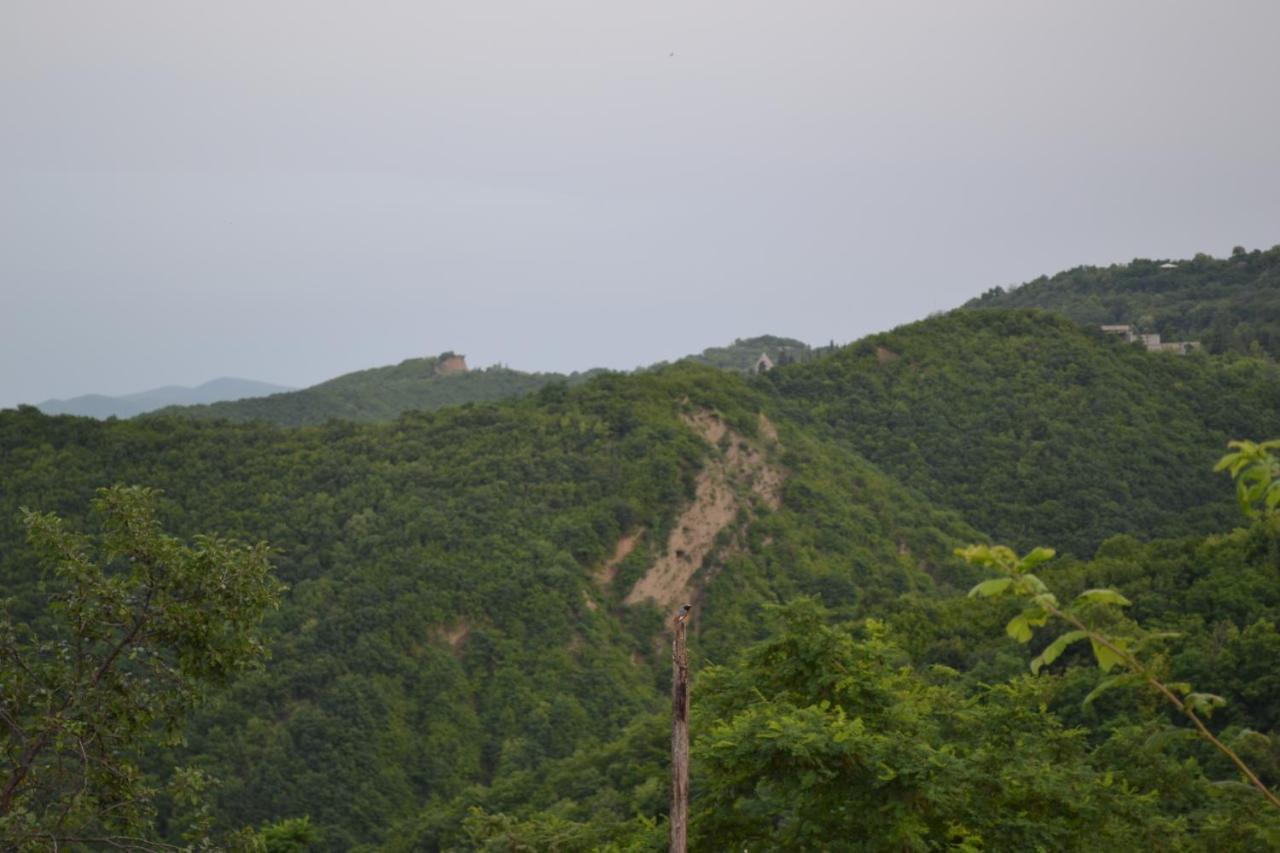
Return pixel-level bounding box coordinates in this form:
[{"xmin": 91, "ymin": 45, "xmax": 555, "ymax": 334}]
[
  {"xmin": 434, "ymin": 353, "xmax": 469, "ymax": 376},
  {"xmin": 754, "ymin": 353, "xmax": 775, "ymax": 374},
  {"xmin": 1100, "ymin": 326, "xmax": 1199, "ymax": 355},
  {"xmin": 1146, "ymin": 337, "xmax": 1201, "ymax": 355}
]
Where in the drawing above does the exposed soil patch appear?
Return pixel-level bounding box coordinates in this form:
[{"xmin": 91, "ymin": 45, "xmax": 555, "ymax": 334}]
[
  {"xmin": 758, "ymin": 412, "xmax": 780, "ymax": 444},
  {"xmin": 623, "ymin": 410, "xmax": 786, "ymax": 610},
  {"xmin": 595, "ymin": 530, "xmax": 642, "ymax": 586},
  {"xmin": 876, "ymin": 345, "xmax": 899, "ymax": 364},
  {"xmin": 624, "ymin": 463, "xmax": 737, "ymax": 609},
  {"xmin": 434, "ymin": 621, "xmax": 470, "ymax": 650}
]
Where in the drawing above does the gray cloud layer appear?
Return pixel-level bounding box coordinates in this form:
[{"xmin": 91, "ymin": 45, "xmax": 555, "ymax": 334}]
[{"xmin": 3, "ymin": 1, "xmax": 1278, "ymax": 406}]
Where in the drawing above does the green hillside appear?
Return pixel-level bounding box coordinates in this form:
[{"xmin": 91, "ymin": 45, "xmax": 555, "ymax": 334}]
[
  {"xmin": 964, "ymin": 245, "xmax": 1280, "ymax": 358},
  {"xmin": 764, "ymin": 309, "xmax": 1280, "ymax": 557},
  {"xmin": 0, "ymin": 365, "xmax": 980, "ymax": 849},
  {"xmin": 5, "ymin": 318, "xmax": 1280, "ymax": 849},
  {"xmin": 683, "ymin": 334, "xmax": 827, "ymax": 373},
  {"xmin": 149, "ymin": 337, "xmax": 822, "ymax": 428},
  {"xmin": 149, "ymin": 354, "xmax": 584, "ymax": 426}
]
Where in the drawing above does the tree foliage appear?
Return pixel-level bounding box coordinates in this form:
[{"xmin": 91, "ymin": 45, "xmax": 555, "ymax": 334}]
[
  {"xmin": 0, "ymin": 486, "xmax": 281, "ymax": 850},
  {"xmin": 4, "ymin": 324, "xmax": 1280, "ymax": 848},
  {"xmin": 958, "ymin": 543, "xmax": 1280, "ymax": 809},
  {"xmin": 1217, "ymin": 439, "xmax": 1280, "ymax": 518},
  {"xmin": 964, "ymin": 245, "xmax": 1280, "ymax": 359},
  {"xmin": 149, "ymin": 357, "xmax": 583, "ymax": 426},
  {"xmin": 764, "ymin": 309, "xmax": 1280, "ymax": 554},
  {"xmin": 689, "ymin": 599, "xmax": 1279, "ymax": 850}
]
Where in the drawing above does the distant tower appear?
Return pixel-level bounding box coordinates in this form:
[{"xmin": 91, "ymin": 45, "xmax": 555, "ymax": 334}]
[{"xmin": 434, "ymin": 353, "xmax": 469, "ymax": 376}]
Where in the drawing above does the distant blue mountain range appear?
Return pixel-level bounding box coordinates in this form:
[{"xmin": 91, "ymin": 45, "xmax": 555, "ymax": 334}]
[{"xmin": 37, "ymin": 378, "xmax": 295, "ymax": 419}]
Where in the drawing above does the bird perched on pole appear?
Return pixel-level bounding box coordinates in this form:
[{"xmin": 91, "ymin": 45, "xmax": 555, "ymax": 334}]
[{"xmin": 675, "ymin": 603, "xmax": 692, "ymax": 625}]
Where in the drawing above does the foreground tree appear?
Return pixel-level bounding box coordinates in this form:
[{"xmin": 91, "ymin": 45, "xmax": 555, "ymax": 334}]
[
  {"xmin": 1217, "ymin": 439, "xmax": 1280, "ymax": 519},
  {"xmin": 953, "ymin": 438, "xmax": 1280, "ymax": 819},
  {"xmin": 0, "ymin": 486, "xmax": 282, "ymax": 850},
  {"xmin": 690, "ymin": 599, "xmax": 1187, "ymax": 851},
  {"xmin": 958, "ymin": 543, "xmax": 1280, "ymax": 810}
]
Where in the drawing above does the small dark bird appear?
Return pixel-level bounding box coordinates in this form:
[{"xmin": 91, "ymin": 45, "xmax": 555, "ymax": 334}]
[{"xmin": 675, "ymin": 603, "xmax": 692, "ymax": 624}]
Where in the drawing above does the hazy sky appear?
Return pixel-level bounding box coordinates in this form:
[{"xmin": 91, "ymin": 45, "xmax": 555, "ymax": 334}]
[{"xmin": 3, "ymin": 1, "xmax": 1279, "ymax": 406}]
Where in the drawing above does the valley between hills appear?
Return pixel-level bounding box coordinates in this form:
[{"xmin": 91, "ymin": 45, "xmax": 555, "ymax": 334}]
[{"xmin": 4, "ymin": 247, "xmax": 1280, "ymax": 850}]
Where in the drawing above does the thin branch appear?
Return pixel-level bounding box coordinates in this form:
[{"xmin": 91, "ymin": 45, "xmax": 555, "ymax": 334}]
[
  {"xmin": 1, "ymin": 590, "xmax": 153, "ymax": 814},
  {"xmin": 0, "ymin": 705, "xmax": 27, "ymax": 746},
  {"xmin": 91, "ymin": 589, "xmax": 154, "ymax": 689},
  {"xmin": 1046, "ymin": 601, "xmax": 1280, "ymax": 810},
  {"xmin": 26, "ymin": 833, "xmax": 180, "ymax": 852}
]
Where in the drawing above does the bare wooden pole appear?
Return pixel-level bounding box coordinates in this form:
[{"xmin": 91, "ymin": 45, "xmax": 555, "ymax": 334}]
[{"xmin": 670, "ymin": 607, "xmax": 690, "ymax": 853}]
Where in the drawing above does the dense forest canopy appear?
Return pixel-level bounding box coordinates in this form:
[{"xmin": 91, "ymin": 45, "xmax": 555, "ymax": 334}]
[
  {"xmin": 682, "ymin": 334, "xmax": 829, "ymax": 372},
  {"xmin": 1, "ymin": 362, "xmax": 981, "ymax": 848},
  {"xmin": 4, "ymin": 296, "xmax": 1280, "ymax": 848},
  {"xmin": 965, "ymin": 245, "xmax": 1280, "ymax": 359},
  {"xmin": 147, "ymin": 354, "xmax": 585, "ymax": 426},
  {"xmin": 763, "ymin": 309, "xmax": 1280, "ymax": 556},
  {"xmin": 145, "ymin": 337, "xmax": 825, "ymax": 428}
]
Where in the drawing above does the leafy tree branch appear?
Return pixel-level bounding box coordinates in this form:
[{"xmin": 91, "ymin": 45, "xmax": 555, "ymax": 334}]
[
  {"xmin": 958, "ymin": 543, "xmax": 1280, "ymax": 810},
  {"xmin": 1217, "ymin": 438, "xmax": 1280, "ymax": 518},
  {"xmin": 0, "ymin": 486, "xmax": 283, "ymax": 850}
]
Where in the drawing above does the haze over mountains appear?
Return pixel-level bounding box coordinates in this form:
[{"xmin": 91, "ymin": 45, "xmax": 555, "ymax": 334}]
[
  {"xmin": 25, "ymin": 336, "xmax": 819, "ymax": 424},
  {"xmin": 21, "ymin": 246, "xmax": 1279, "ymax": 426},
  {"xmin": 8, "ymin": 0, "xmax": 1280, "ymax": 845},
  {"xmin": 21, "ymin": 245, "xmax": 1277, "ymax": 429},
  {"xmin": 6, "ymin": 247, "xmax": 1280, "ymax": 848},
  {"xmin": 36, "ymin": 377, "xmax": 294, "ymax": 419}
]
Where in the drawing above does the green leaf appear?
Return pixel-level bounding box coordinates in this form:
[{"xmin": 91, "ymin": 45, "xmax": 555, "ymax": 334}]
[
  {"xmin": 1082, "ymin": 673, "xmax": 1139, "ymax": 707},
  {"xmin": 1073, "ymin": 588, "xmax": 1132, "ymax": 608},
  {"xmin": 1030, "ymin": 630, "xmax": 1087, "ymax": 675},
  {"xmin": 955, "ymin": 544, "xmax": 1019, "ymax": 574},
  {"xmin": 1185, "ymin": 692, "xmax": 1227, "ymax": 718},
  {"xmin": 1031, "ymin": 592, "xmax": 1059, "ymax": 610},
  {"xmin": 1017, "ymin": 547, "xmax": 1056, "ymax": 573},
  {"xmin": 1006, "ymin": 614, "xmax": 1033, "ymax": 644},
  {"xmin": 967, "ymin": 577, "xmax": 1012, "ymax": 598},
  {"xmin": 1020, "ymin": 574, "xmax": 1049, "ymax": 596},
  {"xmin": 1089, "ymin": 637, "xmax": 1126, "ymax": 672},
  {"xmin": 1132, "ymin": 631, "xmax": 1182, "ymax": 652}
]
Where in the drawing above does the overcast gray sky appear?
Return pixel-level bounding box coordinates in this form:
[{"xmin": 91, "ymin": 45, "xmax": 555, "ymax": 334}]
[{"xmin": 3, "ymin": 1, "xmax": 1279, "ymax": 406}]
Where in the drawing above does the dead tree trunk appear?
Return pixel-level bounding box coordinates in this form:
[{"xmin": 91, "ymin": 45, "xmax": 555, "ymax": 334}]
[{"xmin": 670, "ymin": 614, "xmax": 690, "ymax": 853}]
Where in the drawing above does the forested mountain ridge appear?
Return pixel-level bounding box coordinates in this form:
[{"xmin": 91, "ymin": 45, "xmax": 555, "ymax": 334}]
[
  {"xmin": 682, "ymin": 334, "xmax": 831, "ymax": 372},
  {"xmin": 144, "ymin": 337, "xmax": 822, "ymax": 427},
  {"xmin": 0, "ymin": 365, "xmax": 980, "ymax": 848},
  {"xmin": 763, "ymin": 309, "xmax": 1280, "ymax": 556},
  {"xmin": 963, "ymin": 244, "xmax": 1280, "ymax": 359},
  {"xmin": 5, "ymin": 310, "xmax": 1280, "ymax": 849},
  {"xmin": 148, "ymin": 353, "xmax": 588, "ymax": 426}
]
